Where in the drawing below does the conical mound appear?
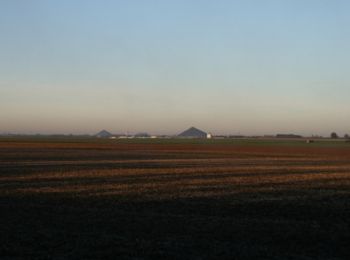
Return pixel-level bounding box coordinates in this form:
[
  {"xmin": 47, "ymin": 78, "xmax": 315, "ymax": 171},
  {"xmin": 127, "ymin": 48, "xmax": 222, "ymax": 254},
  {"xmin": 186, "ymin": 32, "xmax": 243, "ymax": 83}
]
[
  {"xmin": 95, "ymin": 130, "xmax": 112, "ymax": 138},
  {"xmin": 178, "ymin": 127, "xmax": 207, "ymax": 138}
]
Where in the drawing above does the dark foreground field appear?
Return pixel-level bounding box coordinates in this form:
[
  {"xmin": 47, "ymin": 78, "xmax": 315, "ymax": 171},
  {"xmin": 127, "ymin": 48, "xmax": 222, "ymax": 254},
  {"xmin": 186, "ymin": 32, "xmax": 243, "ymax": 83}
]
[{"xmin": 1, "ymin": 138, "xmax": 350, "ymax": 259}]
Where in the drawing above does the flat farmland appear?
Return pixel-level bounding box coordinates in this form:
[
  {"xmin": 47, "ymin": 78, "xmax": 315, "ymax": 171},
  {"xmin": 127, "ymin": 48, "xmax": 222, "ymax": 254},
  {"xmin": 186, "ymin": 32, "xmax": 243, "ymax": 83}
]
[{"xmin": 1, "ymin": 138, "xmax": 350, "ymax": 259}]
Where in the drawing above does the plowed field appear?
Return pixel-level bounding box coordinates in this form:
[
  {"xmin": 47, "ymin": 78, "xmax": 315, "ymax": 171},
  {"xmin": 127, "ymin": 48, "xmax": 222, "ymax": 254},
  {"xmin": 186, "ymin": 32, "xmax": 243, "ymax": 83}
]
[{"xmin": 1, "ymin": 139, "xmax": 350, "ymax": 259}]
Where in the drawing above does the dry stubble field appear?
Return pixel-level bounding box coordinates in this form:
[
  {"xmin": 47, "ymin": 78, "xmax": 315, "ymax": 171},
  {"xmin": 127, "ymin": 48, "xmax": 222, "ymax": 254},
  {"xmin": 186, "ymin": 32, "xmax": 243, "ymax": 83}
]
[{"xmin": 1, "ymin": 138, "xmax": 350, "ymax": 259}]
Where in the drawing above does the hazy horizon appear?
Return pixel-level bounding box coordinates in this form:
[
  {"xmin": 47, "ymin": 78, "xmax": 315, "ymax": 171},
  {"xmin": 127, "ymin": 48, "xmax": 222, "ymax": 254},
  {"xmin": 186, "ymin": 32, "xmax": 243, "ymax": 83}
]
[
  {"xmin": 1, "ymin": 1, "xmax": 350, "ymax": 136},
  {"xmin": 0, "ymin": 127, "xmax": 346, "ymax": 138}
]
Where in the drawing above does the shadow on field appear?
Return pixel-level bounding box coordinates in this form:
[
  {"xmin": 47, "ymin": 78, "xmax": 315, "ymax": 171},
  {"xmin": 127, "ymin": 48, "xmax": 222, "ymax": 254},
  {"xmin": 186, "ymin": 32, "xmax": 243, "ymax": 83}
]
[{"xmin": 1, "ymin": 193, "xmax": 350, "ymax": 259}]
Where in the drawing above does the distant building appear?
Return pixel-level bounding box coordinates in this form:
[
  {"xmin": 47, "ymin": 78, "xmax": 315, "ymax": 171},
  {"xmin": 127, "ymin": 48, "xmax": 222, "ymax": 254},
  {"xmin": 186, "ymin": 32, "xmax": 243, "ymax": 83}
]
[
  {"xmin": 276, "ymin": 134, "xmax": 302, "ymax": 139},
  {"xmin": 134, "ymin": 132, "xmax": 150, "ymax": 138},
  {"xmin": 206, "ymin": 133, "xmax": 212, "ymax": 139},
  {"xmin": 118, "ymin": 136, "xmax": 129, "ymax": 139},
  {"xmin": 178, "ymin": 127, "xmax": 207, "ymax": 138}
]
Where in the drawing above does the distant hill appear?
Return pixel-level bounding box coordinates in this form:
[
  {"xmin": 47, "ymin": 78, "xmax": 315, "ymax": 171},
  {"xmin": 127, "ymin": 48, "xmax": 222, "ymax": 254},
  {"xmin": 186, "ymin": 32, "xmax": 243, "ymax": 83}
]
[
  {"xmin": 178, "ymin": 127, "xmax": 207, "ymax": 138},
  {"xmin": 95, "ymin": 130, "xmax": 112, "ymax": 138}
]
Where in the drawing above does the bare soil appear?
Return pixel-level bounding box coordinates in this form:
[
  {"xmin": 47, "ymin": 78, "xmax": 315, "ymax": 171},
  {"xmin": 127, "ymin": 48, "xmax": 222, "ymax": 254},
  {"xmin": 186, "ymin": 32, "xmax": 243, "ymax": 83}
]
[{"xmin": 1, "ymin": 140, "xmax": 350, "ymax": 259}]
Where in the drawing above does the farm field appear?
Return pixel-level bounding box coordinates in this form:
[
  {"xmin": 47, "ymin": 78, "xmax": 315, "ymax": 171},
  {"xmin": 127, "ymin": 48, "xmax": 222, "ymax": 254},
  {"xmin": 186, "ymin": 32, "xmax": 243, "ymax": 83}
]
[{"xmin": 1, "ymin": 138, "xmax": 350, "ymax": 259}]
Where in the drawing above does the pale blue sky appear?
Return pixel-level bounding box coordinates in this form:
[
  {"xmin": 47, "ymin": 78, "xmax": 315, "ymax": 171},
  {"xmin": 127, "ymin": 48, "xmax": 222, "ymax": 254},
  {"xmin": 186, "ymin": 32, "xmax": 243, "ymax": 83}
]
[{"xmin": 1, "ymin": 0, "xmax": 349, "ymax": 135}]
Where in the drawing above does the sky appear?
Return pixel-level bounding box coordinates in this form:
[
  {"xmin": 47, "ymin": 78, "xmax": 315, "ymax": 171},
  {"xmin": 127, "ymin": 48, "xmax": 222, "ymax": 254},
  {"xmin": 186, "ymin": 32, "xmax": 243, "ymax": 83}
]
[{"xmin": 1, "ymin": 0, "xmax": 350, "ymax": 136}]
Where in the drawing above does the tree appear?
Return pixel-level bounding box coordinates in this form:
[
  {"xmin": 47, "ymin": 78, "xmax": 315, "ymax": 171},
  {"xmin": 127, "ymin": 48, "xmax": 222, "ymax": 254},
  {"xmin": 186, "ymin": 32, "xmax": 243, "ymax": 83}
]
[
  {"xmin": 344, "ymin": 134, "xmax": 350, "ymax": 139},
  {"xmin": 331, "ymin": 132, "xmax": 338, "ymax": 139}
]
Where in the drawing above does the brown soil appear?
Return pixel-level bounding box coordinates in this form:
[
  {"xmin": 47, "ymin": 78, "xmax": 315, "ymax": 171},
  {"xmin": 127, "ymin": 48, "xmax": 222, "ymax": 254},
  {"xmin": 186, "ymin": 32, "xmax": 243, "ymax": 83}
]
[{"xmin": 1, "ymin": 141, "xmax": 350, "ymax": 259}]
